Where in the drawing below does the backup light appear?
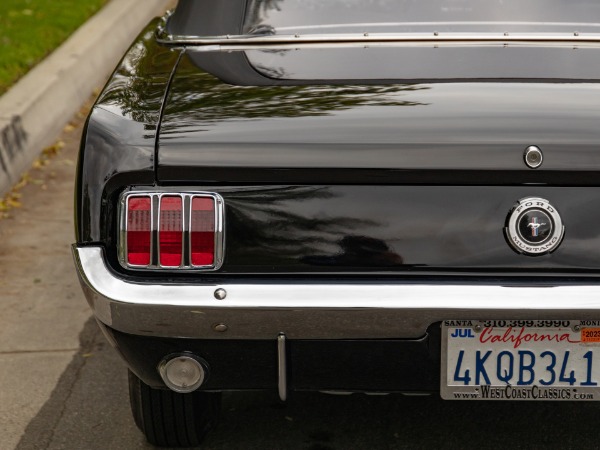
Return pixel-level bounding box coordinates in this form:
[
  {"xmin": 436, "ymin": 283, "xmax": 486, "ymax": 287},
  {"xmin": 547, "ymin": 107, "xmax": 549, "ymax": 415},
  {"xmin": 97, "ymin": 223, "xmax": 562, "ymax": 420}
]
[
  {"xmin": 158, "ymin": 354, "xmax": 207, "ymax": 393},
  {"xmin": 120, "ymin": 191, "xmax": 224, "ymax": 270}
]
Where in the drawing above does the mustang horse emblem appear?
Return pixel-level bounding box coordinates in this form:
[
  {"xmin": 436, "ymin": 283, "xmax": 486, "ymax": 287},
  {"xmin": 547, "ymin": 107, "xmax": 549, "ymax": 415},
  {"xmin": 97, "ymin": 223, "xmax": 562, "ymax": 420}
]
[{"xmin": 528, "ymin": 218, "xmax": 547, "ymax": 237}]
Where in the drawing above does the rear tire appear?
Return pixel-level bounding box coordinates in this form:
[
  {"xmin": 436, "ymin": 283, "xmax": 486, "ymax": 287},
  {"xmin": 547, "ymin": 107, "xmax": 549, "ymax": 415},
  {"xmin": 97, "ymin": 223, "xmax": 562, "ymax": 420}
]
[{"xmin": 128, "ymin": 370, "xmax": 220, "ymax": 447}]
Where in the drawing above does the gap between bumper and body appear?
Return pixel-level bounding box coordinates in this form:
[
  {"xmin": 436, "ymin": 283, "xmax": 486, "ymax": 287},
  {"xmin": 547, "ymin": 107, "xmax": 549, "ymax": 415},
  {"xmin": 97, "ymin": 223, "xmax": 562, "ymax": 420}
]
[{"xmin": 72, "ymin": 245, "xmax": 600, "ymax": 340}]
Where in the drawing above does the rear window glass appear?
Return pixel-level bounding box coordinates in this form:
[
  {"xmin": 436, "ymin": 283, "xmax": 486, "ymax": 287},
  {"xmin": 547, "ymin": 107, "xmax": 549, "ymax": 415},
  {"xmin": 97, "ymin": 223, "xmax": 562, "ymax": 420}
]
[{"xmin": 244, "ymin": 0, "xmax": 600, "ymax": 35}]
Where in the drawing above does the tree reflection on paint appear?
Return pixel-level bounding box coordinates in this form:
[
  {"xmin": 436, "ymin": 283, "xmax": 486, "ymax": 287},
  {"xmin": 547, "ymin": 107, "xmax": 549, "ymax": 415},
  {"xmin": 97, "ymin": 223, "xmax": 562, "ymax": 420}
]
[
  {"xmin": 223, "ymin": 186, "xmax": 400, "ymax": 269},
  {"xmin": 160, "ymin": 55, "xmax": 427, "ymax": 130},
  {"xmin": 95, "ymin": 27, "xmax": 428, "ymax": 129}
]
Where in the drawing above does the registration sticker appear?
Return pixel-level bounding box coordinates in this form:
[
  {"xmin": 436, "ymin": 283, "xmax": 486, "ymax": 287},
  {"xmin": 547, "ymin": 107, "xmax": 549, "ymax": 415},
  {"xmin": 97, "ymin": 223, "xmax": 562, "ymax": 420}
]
[
  {"xmin": 582, "ymin": 328, "xmax": 600, "ymax": 343},
  {"xmin": 441, "ymin": 320, "xmax": 600, "ymax": 401}
]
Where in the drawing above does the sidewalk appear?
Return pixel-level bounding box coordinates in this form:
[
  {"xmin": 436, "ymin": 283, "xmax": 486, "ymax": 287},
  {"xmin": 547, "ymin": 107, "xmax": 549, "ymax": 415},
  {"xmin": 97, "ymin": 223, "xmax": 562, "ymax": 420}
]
[
  {"xmin": 0, "ymin": 0, "xmax": 173, "ymax": 197},
  {"xmin": 0, "ymin": 98, "xmax": 93, "ymax": 450},
  {"xmin": 0, "ymin": 1, "xmax": 172, "ymax": 447}
]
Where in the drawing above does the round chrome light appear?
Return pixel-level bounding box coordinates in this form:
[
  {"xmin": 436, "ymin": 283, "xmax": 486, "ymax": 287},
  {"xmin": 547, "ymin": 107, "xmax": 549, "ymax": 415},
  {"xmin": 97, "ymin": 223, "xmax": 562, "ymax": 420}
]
[
  {"xmin": 524, "ymin": 145, "xmax": 543, "ymax": 169},
  {"xmin": 505, "ymin": 197, "xmax": 564, "ymax": 256},
  {"xmin": 158, "ymin": 354, "xmax": 207, "ymax": 393}
]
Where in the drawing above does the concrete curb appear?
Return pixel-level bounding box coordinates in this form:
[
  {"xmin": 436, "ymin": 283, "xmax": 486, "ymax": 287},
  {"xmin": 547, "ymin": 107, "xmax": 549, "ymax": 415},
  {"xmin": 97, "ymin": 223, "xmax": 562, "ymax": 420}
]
[{"xmin": 0, "ymin": 0, "xmax": 172, "ymax": 196}]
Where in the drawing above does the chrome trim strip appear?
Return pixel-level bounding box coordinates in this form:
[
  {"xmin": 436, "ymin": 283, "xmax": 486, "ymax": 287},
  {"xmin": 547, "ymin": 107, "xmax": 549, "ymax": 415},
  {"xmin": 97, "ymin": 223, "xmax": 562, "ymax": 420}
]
[
  {"xmin": 156, "ymin": 31, "xmax": 600, "ymax": 47},
  {"xmin": 74, "ymin": 246, "xmax": 600, "ymax": 340},
  {"xmin": 277, "ymin": 334, "xmax": 287, "ymax": 402},
  {"xmin": 181, "ymin": 41, "xmax": 600, "ymax": 53}
]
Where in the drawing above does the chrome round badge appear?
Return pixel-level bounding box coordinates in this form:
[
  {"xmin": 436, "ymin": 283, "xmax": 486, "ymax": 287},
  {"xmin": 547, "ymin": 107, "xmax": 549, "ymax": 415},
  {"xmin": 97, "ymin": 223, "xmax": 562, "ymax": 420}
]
[{"xmin": 505, "ymin": 197, "xmax": 564, "ymax": 256}]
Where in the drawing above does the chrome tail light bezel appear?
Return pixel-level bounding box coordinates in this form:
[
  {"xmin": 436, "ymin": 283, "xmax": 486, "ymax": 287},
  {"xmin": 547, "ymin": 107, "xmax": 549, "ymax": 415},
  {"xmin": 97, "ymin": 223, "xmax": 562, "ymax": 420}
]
[{"xmin": 118, "ymin": 190, "xmax": 225, "ymax": 271}]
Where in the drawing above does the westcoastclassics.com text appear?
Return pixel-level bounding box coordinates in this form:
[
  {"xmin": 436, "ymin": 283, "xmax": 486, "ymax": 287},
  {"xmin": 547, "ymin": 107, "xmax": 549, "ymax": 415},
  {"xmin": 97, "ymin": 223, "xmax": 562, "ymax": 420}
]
[{"xmin": 453, "ymin": 385, "xmax": 595, "ymax": 400}]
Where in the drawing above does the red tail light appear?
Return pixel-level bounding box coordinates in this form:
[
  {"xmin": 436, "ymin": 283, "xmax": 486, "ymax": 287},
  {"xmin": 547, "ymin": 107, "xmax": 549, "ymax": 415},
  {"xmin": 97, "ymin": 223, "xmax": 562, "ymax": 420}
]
[
  {"xmin": 120, "ymin": 191, "xmax": 223, "ymax": 271},
  {"xmin": 159, "ymin": 196, "xmax": 183, "ymax": 267},
  {"xmin": 191, "ymin": 197, "xmax": 215, "ymax": 266},
  {"xmin": 127, "ymin": 196, "xmax": 151, "ymax": 266}
]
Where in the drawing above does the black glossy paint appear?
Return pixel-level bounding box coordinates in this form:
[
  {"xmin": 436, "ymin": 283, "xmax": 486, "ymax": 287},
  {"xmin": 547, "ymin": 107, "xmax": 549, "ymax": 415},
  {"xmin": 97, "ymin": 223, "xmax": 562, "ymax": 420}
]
[
  {"xmin": 79, "ymin": 13, "xmax": 600, "ymax": 274},
  {"xmin": 173, "ymin": 185, "xmax": 600, "ymax": 272},
  {"xmin": 290, "ymin": 329, "xmax": 440, "ymax": 392},
  {"xmin": 159, "ymin": 51, "xmax": 600, "ymax": 183},
  {"xmin": 107, "ymin": 325, "xmax": 278, "ymax": 389},
  {"xmin": 75, "ymin": 21, "xmax": 181, "ymax": 243},
  {"xmin": 105, "ymin": 324, "xmax": 439, "ymax": 392}
]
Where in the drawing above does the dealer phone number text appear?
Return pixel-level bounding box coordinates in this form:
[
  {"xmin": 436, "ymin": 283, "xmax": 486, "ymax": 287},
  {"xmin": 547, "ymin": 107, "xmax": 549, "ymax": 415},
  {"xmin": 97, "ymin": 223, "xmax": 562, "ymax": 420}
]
[{"xmin": 481, "ymin": 320, "xmax": 571, "ymax": 328}]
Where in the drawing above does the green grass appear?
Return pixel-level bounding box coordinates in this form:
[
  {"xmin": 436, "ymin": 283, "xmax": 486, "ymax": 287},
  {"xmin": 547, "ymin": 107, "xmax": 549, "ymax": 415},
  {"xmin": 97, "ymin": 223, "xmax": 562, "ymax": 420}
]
[{"xmin": 0, "ymin": 0, "xmax": 108, "ymax": 95}]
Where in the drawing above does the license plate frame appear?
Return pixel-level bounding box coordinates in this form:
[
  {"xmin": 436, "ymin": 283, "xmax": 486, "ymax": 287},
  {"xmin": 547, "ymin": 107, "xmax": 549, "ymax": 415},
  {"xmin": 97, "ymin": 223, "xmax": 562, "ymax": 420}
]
[{"xmin": 441, "ymin": 320, "xmax": 600, "ymax": 401}]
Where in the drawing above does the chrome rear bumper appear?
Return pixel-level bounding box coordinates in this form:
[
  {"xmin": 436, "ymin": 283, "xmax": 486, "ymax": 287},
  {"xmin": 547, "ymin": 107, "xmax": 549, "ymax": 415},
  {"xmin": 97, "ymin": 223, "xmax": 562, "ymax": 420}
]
[{"xmin": 73, "ymin": 245, "xmax": 600, "ymax": 340}]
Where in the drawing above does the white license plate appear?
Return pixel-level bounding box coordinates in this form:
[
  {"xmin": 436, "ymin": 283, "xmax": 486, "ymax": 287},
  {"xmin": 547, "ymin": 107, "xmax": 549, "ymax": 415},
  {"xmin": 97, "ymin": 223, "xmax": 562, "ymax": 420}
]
[{"xmin": 441, "ymin": 320, "xmax": 600, "ymax": 401}]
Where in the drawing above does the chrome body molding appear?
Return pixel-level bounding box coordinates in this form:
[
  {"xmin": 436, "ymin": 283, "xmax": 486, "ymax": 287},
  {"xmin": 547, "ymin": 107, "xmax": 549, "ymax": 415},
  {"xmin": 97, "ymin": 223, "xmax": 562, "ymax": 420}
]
[
  {"xmin": 156, "ymin": 30, "xmax": 600, "ymax": 47},
  {"xmin": 73, "ymin": 245, "xmax": 600, "ymax": 340}
]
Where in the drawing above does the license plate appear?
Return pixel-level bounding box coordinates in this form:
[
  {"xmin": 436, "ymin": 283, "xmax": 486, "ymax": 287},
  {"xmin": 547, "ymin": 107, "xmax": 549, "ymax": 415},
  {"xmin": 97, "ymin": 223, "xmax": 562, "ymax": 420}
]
[{"xmin": 441, "ymin": 320, "xmax": 600, "ymax": 401}]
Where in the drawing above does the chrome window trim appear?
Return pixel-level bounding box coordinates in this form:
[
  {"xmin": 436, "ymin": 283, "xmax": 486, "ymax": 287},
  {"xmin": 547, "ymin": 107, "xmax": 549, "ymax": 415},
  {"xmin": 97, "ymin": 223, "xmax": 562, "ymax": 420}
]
[
  {"xmin": 118, "ymin": 190, "xmax": 225, "ymax": 272},
  {"xmin": 156, "ymin": 30, "xmax": 600, "ymax": 47}
]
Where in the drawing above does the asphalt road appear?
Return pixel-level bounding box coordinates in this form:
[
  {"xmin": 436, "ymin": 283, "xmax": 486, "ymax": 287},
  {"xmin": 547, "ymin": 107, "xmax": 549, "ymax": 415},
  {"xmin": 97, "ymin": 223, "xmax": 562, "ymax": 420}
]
[{"xmin": 2, "ymin": 103, "xmax": 600, "ymax": 450}]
